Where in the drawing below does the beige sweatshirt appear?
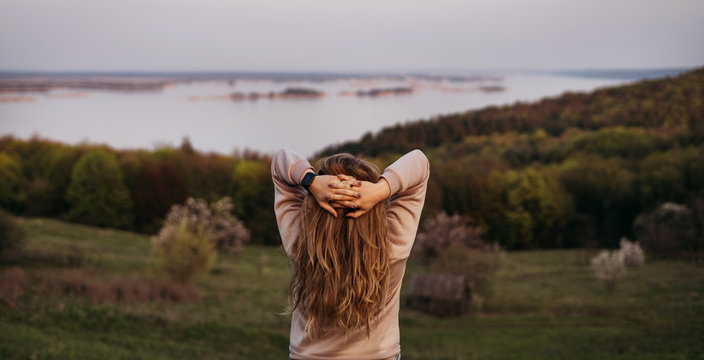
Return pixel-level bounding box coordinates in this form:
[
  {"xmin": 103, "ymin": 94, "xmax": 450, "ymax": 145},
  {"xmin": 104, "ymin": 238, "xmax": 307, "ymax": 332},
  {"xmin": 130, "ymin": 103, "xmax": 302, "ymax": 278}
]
[{"xmin": 271, "ymin": 148, "xmax": 430, "ymax": 360}]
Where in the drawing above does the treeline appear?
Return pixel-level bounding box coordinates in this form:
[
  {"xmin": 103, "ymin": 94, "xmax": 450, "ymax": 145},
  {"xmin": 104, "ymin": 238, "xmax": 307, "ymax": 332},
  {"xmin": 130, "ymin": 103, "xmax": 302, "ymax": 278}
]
[
  {"xmin": 0, "ymin": 137, "xmax": 279, "ymax": 245},
  {"xmin": 1, "ymin": 67, "xmax": 703, "ymax": 250},
  {"xmin": 318, "ymin": 67, "xmax": 704, "ymax": 250},
  {"xmin": 318, "ymin": 68, "xmax": 704, "ymax": 157}
]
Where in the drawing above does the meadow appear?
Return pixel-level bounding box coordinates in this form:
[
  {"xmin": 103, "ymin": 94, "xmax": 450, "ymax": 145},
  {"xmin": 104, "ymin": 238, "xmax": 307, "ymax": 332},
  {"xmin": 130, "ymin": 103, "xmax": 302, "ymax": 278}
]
[{"xmin": 1, "ymin": 217, "xmax": 702, "ymax": 359}]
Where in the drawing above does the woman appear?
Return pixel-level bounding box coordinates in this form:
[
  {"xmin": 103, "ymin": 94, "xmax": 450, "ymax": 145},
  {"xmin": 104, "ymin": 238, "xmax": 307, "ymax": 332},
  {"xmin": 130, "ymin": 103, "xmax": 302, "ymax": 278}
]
[{"xmin": 271, "ymin": 148, "xmax": 429, "ymax": 360}]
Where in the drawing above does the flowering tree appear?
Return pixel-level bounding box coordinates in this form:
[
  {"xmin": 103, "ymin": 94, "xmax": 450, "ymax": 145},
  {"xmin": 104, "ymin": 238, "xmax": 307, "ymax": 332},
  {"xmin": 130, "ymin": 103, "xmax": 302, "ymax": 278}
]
[
  {"xmin": 414, "ymin": 212, "xmax": 492, "ymax": 264},
  {"xmin": 151, "ymin": 196, "xmax": 250, "ymax": 282},
  {"xmin": 619, "ymin": 237, "xmax": 645, "ymax": 267},
  {"xmin": 160, "ymin": 196, "xmax": 250, "ymax": 255},
  {"xmin": 591, "ymin": 250, "xmax": 625, "ymax": 292},
  {"xmin": 591, "ymin": 238, "xmax": 645, "ymax": 292}
]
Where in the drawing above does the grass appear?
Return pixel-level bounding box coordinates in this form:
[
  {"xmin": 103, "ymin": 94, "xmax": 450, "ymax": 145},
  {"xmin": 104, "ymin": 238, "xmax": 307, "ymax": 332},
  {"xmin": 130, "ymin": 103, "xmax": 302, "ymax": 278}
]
[{"xmin": 1, "ymin": 217, "xmax": 703, "ymax": 359}]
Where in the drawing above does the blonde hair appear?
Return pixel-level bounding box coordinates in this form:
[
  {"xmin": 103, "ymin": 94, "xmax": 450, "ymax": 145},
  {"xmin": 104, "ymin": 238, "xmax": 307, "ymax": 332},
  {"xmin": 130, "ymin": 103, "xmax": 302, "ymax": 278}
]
[{"xmin": 288, "ymin": 153, "xmax": 390, "ymax": 338}]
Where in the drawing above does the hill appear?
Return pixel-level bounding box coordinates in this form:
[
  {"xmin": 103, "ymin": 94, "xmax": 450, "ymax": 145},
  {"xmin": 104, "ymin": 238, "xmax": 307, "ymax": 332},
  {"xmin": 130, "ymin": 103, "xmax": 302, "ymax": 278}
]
[
  {"xmin": 318, "ymin": 67, "xmax": 704, "ymax": 157},
  {"xmin": 318, "ymin": 67, "xmax": 704, "ymax": 250}
]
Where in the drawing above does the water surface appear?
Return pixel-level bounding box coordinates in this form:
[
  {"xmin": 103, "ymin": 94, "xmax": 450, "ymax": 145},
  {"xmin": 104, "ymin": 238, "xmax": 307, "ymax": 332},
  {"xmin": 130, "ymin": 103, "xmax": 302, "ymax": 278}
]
[{"xmin": 0, "ymin": 73, "xmax": 628, "ymax": 157}]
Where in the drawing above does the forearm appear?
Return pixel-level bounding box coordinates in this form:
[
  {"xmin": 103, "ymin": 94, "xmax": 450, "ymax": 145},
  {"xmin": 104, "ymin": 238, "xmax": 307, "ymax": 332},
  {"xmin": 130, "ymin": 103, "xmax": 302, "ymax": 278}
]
[
  {"xmin": 380, "ymin": 149, "xmax": 430, "ymax": 196},
  {"xmin": 372, "ymin": 177, "xmax": 391, "ymax": 203}
]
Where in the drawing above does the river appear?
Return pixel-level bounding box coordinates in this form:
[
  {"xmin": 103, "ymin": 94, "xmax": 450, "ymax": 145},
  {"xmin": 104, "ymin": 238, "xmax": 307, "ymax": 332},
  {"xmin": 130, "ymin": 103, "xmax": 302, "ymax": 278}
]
[{"xmin": 0, "ymin": 72, "xmax": 636, "ymax": 157}]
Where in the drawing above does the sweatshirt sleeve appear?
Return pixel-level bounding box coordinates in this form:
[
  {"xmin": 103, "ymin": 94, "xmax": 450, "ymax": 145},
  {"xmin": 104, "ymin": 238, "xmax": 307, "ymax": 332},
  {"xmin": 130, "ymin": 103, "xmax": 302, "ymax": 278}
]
[
  {"xmin": 379, "ymin": 149, "xmax": 430, "ymax": 260},
  {"xmin": 271, "ymin": 148, "xmax": 314, "ymax": 256}
]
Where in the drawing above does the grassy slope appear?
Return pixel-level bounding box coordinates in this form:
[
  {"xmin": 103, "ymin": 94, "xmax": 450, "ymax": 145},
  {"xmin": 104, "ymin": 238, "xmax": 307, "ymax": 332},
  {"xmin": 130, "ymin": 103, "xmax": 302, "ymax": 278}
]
[{"xmin": 1, "ymin": 218, "xmax": 703, "ymax": 359}]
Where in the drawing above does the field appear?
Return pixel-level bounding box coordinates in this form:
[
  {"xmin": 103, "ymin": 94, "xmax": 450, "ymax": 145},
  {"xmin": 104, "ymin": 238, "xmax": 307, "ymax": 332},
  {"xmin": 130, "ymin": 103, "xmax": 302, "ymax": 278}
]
[{"xmin": 1, "ymin": 217, "xmax": 703, "ymax": 359}]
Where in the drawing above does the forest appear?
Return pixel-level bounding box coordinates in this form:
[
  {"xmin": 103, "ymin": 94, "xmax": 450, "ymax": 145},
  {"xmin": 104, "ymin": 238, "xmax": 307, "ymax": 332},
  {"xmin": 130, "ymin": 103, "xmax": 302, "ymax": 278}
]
[{"xmin": 1, "ymin": 67, "xmax": 703, "ymax": 253}]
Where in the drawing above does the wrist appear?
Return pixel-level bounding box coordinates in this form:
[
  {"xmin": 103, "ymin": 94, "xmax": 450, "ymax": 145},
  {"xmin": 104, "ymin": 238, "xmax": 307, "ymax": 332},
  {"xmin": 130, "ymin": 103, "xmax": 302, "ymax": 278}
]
[
  {"xmin": 375, "ymin": 178, "xmax": 391, "ymax": 201},
  {"xmin": 300, "ymin": 170, "xmax": 316, "ymax": 191}
]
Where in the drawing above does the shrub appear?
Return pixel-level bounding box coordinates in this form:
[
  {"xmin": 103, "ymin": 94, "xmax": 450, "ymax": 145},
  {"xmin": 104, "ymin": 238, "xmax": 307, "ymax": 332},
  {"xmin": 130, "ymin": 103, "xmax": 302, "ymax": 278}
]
[
  {"xmin": 414, "ymin": 211, "xmax": 504, "ymax": 302},
  {"xmin": 209, "ymin": 197, "xmax": 250, "ymax": 255},
  {"xmin": 65, "ymin": 148, "xmax": 134, "ymax": 228},
  {"xmin": 0, "ymin": 210, "xmax": 26, "ymax": 261},
  {"xmin": 151, "ymin": 217, "xmax": 217, "ymax": 283},
  {"xmin": 0, "ymin": 266, "xmax": 28, "ymax": 300},
  {"xmin": 619, "ymin": 237, "xmax": 645, "ymax": 267},
  {"xmin": 414, "ymin": 212, "xmax": 489, "ymax": 265},
  {"xmin": 590, "ymin": 250, "xmax": 625, "ymax": 292},
  {"xmin": 150, "ymin": 196, "xmax": 249, "ymax": 283},
  {"xmin": 633, "ymin": 202, "xmax": 697, "ymax": 258},
  {"xmin": 162, "ymin": 197, "xmax": 249, "ymax": 255}
]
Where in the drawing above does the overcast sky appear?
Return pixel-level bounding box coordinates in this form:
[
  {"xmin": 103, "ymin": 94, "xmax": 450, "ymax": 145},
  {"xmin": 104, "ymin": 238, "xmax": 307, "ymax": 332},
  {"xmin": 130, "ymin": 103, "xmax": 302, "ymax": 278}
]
[{"xmin": 0, "ymin": 0, "xmax": 702, "ymax": 72}]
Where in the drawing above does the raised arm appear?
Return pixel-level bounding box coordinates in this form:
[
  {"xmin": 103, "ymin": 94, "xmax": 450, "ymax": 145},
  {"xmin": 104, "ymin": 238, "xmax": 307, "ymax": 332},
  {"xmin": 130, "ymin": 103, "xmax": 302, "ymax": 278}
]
[
  {"xmin": 271, "ymin": 149, "xmax": 314, "ymax": 254},
  {"xmin": 381, "ymin": 149, "xmax": 430, "ymax": 259}
]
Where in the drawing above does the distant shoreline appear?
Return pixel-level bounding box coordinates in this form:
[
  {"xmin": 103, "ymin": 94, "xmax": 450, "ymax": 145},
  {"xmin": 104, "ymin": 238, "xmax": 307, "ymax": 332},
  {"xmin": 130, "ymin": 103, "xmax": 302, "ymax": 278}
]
[
  {"xmin": 0, "ymin": 72, "xmax": 502, "ymax": 94},
  {"xmin": 0, "ymin": 67, "xmax": 690, "ymax": 94}
]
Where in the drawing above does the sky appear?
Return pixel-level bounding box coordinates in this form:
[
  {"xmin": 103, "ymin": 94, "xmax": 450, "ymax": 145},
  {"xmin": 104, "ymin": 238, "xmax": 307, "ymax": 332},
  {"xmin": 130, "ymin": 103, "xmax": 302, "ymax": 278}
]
[{"xmin": 0, "ymin": 0, "xmax": 702, "ymax": 72}]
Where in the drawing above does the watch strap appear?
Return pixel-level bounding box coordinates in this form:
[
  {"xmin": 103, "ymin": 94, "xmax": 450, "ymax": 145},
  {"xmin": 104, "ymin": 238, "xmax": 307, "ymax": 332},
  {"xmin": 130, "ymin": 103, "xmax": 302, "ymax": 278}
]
[{"xmin": 301, "ymin": 171, "xmax": 316, "ymax": 191}]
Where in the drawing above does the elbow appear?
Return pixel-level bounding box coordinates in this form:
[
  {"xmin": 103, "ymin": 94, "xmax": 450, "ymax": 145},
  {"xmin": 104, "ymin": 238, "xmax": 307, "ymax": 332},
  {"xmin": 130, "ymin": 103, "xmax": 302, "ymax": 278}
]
[
  {"xmin": 411, "ymin": 149, "xmax": 430, "ymax": 170},
  {"xmin": 413, "ymin": 149, "xmax": 430, "ymax": 181}
]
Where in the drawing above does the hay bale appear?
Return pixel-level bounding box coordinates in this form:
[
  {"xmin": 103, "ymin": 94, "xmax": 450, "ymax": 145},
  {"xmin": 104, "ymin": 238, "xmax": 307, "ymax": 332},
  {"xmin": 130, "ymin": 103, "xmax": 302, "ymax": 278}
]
[{"xmin": 405, "ymin": 273, "xmax": 471, "ymax": 316}]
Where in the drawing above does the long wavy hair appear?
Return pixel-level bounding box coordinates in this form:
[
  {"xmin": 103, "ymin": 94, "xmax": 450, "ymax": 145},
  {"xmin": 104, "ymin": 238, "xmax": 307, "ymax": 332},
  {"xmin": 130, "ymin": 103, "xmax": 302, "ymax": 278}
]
[{"xmin": 288, "ymin": 153, "xmax": 390, "ymax": 339}]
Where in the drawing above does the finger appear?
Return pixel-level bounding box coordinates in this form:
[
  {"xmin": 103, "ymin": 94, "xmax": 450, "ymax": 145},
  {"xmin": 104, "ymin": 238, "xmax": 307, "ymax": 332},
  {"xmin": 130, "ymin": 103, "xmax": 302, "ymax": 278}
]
[
  {"xmin": 319, "ymin": 202, "xmax": 338, "ymax": 217},
  {"xmin": 334, "ymin": 200, "xmax": 359, "ymax": 209},
  {"xmin": 330, "ymin": 189, "xmax": 363, "ymax": 198},
  {"xmin": 337, "ymin": 174, "xmax": 356, "ymax": 181},
  {"xmin": 329, "ymin": 180, "xmax": 362, "ymax": 189},
  {"xmin": 325, "ymin": 193, "xmax": 358, "ymax": 202},
  {"xmin": 346, "ymin": 210, "xmax": 365, "ymax": 218}
]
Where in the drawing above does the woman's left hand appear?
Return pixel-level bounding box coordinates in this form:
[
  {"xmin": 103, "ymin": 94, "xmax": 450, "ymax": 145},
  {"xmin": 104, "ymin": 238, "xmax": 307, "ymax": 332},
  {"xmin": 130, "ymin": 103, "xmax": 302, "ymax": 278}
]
[{"xmin": 305, "ymin": 173, "xmax": 362, "ymax": 217}]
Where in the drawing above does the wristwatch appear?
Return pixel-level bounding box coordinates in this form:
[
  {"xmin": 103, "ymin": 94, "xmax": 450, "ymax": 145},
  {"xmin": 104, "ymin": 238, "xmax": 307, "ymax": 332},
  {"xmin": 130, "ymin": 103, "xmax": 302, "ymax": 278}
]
[{"xmin": 301, "ymin": 172, "xmax": 316, "ymax": 192}]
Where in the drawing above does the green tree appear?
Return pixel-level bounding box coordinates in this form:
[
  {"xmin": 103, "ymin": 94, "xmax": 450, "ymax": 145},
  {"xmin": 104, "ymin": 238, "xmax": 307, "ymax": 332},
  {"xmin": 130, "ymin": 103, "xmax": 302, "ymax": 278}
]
[
  {"xmin": 230, "ymin": 159, "xmax": 277, "ymax": 245},
  {"xmin": 0, "ymin": 152, "xmax": 23, "ymax": 212},
  {"xmin": 480, "ymin": 168, "xmax": 565, "ymax": 249},
  {"xmin": 65, "ymin": 148, "xmax": 133, "ymax": 228}
]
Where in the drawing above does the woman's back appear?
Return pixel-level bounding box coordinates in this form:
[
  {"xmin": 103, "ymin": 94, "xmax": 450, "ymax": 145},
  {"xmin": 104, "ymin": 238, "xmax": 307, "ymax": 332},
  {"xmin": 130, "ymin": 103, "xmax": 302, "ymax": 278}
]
[{"xmin": 272, "ymin": 148, "xmax": 430, "ymax": 360}]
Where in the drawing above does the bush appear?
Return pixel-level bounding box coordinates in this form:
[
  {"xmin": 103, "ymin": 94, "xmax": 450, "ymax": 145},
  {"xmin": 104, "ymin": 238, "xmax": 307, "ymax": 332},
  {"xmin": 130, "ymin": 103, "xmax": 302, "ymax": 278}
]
[
  {"xmin": 151, "ymin": 217, "xmax": 217, "ymax": 283},
  {"xmin": 161, "ymin": 197, "xmax": 249, "ymax": 255},
  {"xmin": 0, "ymin": 210, "xmax": 26, "ymax": 261},
  {"xmin": 414, "ymin": 211, "xmax": 504, "ymax": 302},
  {"xmin": 150, "ymin": 196, "xmax": 249, "ymax": 283},
  {"xmin": 619, "ymin": 237, "xmax": 645, "ymax": 267},
  {"xmin": 414, "ymin": 212, "xmax": 489, "ymax": 265},
  {"xmin": 633, "ymin": 202, "xmax": 698, "ymax": 258},
  {"xmin": 0, "ymin": 266, "xmax": 28, "ymax": 300},
  {"xmin": 591, "ymin": 250, "xmax": 625, "ymax": 292},
  {"xmin": 209, "ymin": 197, "xmax": 250, "ymax": 255}
]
